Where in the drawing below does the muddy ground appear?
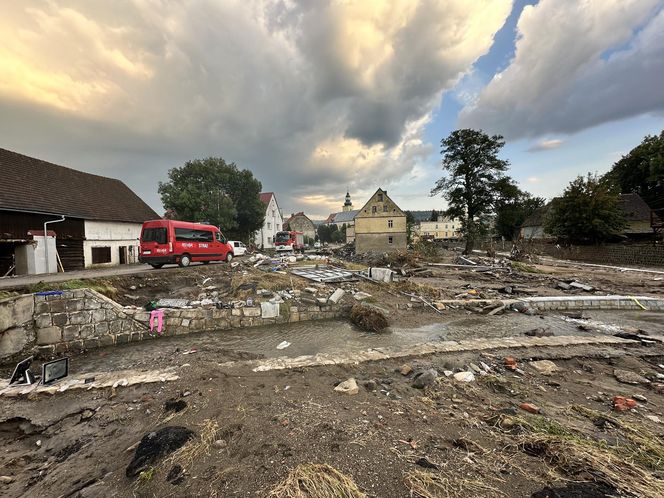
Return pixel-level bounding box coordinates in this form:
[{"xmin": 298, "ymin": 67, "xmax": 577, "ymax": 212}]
[
  {"xmin": 2, "ymin": 339, "xmax": 664, "ymax": 497},
  {"xmin": 2, "ymin": 250, "xmax": 664, "ymax": 497}
]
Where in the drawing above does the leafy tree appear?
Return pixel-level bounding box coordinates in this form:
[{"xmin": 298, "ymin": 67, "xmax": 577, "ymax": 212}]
[
  {"xmin": 544, "ymin": 173, "xmax": 626, "ymax": 244},
  {"xmin": 405, "ymin": 210, "xmax": 416, "ymax": 244},
  {"xmin": 431, "ymin": 129, "xmax": 509, "ymax": 254},
  {"xmin": 494, "ymin": 178, "xmax": 546, "ymax": 240},
  {"xmin": 429, "ymin": 209, "xmax": 439, "ymax": 222},
  {"xmin": 603, "ymin": 131, "xmax": 664, "ymax": 209},
  {"xmin": 317, "ymin": 224, "xmax": 331, "ymax": 243},
  {"xmin": 159, "ymin": 157, "xmax": 265, "ymax": 240}
]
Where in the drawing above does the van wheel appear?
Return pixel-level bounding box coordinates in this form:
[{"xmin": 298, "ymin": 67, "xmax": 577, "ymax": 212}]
[
  {"xmin": 226, "ymin": 253, "xmax": 234, "ymax": 263},
  {"xmin": 151, "ymin": 264, "xmax": 164, "ymax": 269},
  {"xmin": 179, "ymin": 254, "xmax": 191, "ymax": 267}
]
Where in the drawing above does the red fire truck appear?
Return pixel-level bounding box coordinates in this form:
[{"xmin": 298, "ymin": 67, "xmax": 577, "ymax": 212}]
[
  {"xmin": 139, "ymin": 220, "xmax": 234, "ymax": 268},
  {"xmin": 274, "ymin": 230, "xmax": 305, "ymax": 253}
]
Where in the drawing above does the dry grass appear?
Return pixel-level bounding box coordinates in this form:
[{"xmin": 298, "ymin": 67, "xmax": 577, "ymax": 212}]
[
  {"xmin": 267, "ymin": 463, "xmax": 367, "ymax": 498},
  {"xmin": 168, "ymin": 419, "xmax": 219, "ymax": 469},
  {"xmin": 404, "ymin": 468, "xmax": 508, "ymax": 498}
]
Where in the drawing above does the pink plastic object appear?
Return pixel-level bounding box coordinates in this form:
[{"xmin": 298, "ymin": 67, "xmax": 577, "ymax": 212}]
[{"xmin": 149, "ymin": 309, "xmax": 164, "ymax": 335}]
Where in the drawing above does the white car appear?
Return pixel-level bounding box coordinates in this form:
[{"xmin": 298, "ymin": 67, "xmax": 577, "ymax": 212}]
[
  {"xmin": 314, "ymin": 241, "xmax": 321, "ymax": 249},
  {"xmin": 228, "ymin": 241, "xmax": 247, "ymax": 256}
]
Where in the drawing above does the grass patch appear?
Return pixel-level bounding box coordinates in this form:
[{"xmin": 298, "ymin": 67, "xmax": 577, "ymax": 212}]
[
  {"xmin": 27, "ymin": 279, "xmax": 118, "ymax": 298},
  {"xmin": 510, "ymin": 261, "xmax": 545, "ymax": 274},
  {"xmin": 268, "ymin": 463, "xmax": 366, "ymax": 498},
  {"xmin": 0, "ymin": 291, "xmax": 19, "ymax": 300},
  {"xmin": 169, "ymin": 419, "xmax": 219, "ymax": 469}
]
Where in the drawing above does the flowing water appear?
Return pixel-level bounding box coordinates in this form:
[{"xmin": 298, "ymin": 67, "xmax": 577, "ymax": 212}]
[{"xmin": 73, "ymin": 310, "xmax": 663, "ymax": 373}]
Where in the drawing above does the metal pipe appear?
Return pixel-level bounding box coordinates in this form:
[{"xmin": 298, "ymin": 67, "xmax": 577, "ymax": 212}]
[{"xmin": 43, "ymin": 216, "xmax": 65, "ymax": 273}]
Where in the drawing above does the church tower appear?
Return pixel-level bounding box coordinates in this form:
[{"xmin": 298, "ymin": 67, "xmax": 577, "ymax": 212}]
[{"xmin": 343, "ymin": 190, "xmax": 353, "ymax": 212}]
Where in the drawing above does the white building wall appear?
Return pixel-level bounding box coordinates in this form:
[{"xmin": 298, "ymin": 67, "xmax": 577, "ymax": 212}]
[
  {"xmin": 255, "ymin": 196, "xmax": 283, "ymax": 249},
  {"xmin": 83, "ymin": 220, "xmax": 142, "ymax": 267}
]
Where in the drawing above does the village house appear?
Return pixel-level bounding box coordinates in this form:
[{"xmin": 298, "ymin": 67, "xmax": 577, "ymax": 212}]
[
  {"xmin": 354, "ymin": 188, "xmax": 407, "ymax": 253},
  {"xmin": 254, "ymin": 192, "xmax": 283, "ymax": 249},
  {"xmin": 416, "ymin": 215, "xmax": 462, "ymax": 241},
  {"xmin": 0, "ymin": 148, "xmax": 159, "ymax": 276},
  {"xmin": 324, "ymin": 191, "xmax": 360, "ymax": 243},
  {"xmin": 284, "ymin": 212, "xmax": 316, "ymax": 241}
]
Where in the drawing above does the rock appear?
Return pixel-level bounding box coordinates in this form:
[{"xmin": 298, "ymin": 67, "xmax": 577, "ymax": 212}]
[
  {"xmin": 519, "ymin": 402, "xmax": 541, "ymax": 414},
  {"xmin": 511, "ymin": 302, "xmax": 529, "ymax": 313},
  {"xmin": 304, "ymin": 287, "xmax": 318, "ymax": 294},
  {"xmin": 556, "ymin": 281, "xmax": 572, "ymax": 291},
  {"xmin": 563, "ymin": 311, "xmax": 586, "ymax": 320},
  {"xmin": 469, "ymin": 363, "xmax": 482, "ymax": 374},
  {"xmin": 399, "ymin": 364, "xmax": 413, "ymax": 376},
  {"xmin": 334, "ymin": 378, "xmax": 359, "ymax": 395},
  {"xmin": 415, "ymin": 456, "xmax": 439, "ymax": 470},
  {"xmin": 524, "ymin": 327, "xmax": 554, "ymax": 337},
  {"xmin": 433, "ymin": 301, "xmax": 446, "ymax": 311},
  {"xmin": 328, "ymin": 288, "xmax": 346, "ymax": 304},
  {"xmin": 350, "ymin": 304, "xmax": 389, "ymax": 332},
  {"xmin": 569, "ymin": 281, "xmax": 593, "ymax": 292},
  {"xmin": 613, "ymin": 369, "xmax": 650, "ymax": 385},
  {"xmin": 364, "ymin": 380, "xmax": 378, "ymax": 392},
  {"xmin": 316, "ymin": 297, "xmax": 328, "ymax": 305},
  {"xmin": 412, "ymin": 369, "xmax": 438, "ymax": 389},
  {"xmin": 646, "ymin": 415, "xmax": 662, "ymax": 423},
  {"xmin": 443, "ymin": 370, "xmax": 454, "ymax": 377},
  {"xmin": 0, "ymin": 476, "xmax": 14, "ymax": 484},
  {"xmin": 453, "ymin": 371, "xmax": 476, "ymax": 383},
  {"xmin": 633, "ymin": 394, "xmax": 648, "ymax": 403},
  {"xmin": 530, "ymin": 360, "xmax": 559, "ymax": 375},
  {"xmin": 126, "ymin": 426, "xmax": 196, "ymax": 478},
  {"xmin": 36, "ymin": 440, "xmax": 42, "ymax": 447},
  {"xmin": 213, "ymin": 439, "xmax": 227, "ymax": 448}
]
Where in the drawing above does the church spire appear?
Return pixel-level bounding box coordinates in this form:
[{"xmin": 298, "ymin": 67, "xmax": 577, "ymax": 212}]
[{"xmin": 343, "ymin": 189, "xmax": 353, "ymax": 212}]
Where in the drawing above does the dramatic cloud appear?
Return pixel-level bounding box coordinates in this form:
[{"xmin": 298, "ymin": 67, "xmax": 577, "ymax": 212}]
[
  {"xmin": 0, "ymin": 0, "xmax": 512, "ymax": 217},
  {"xmin": 527, "ymin": 139, "xmax": 564, "ymax": 152},
  {"xmin": 459, "ymin": 0, "xmax": 664, "ymax": 140}
]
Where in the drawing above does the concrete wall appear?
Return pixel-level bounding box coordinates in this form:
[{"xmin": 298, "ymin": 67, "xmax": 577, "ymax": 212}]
[
  {"xmin": 355, "ymin": 232, "xmax": 407, "ymax": 253},
  {"xmin": 83, "ymin": 220, "xmax": 141, "ymax": 267},
  {"xmin": 0, "ymin": 290, "xmax": 349, "ymax": 362}
]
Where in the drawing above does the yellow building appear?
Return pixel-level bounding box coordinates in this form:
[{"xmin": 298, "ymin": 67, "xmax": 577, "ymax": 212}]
[
  {"xmin": 417, "ymin": 216, "xmax": 462, "ymax": 240},
  {"xmin": 354, "ymin": 188, "xmax": 407, "ymax": 253}
]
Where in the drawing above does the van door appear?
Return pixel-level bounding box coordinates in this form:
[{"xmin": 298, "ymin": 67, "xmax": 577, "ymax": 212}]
[
  {"xmin": 215, "ymin": 232, "xmax": 229, "ymax": 260},
  {"xmin": 141, "ymin": 226, "xmax": 169, "ymax": 257}
]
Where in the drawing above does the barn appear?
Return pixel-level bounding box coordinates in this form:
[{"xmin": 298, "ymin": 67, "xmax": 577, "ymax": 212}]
[{"xmin": 0, "ymin": 148, "xmax": 159, "ymax": 276}]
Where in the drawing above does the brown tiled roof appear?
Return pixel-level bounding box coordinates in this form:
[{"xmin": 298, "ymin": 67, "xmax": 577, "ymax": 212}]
[
  {"xmin": 620, "ymin": 193, "xmax": 652, "ymax": 222},
  {"xmin": 0, "ymin": 148, "xmax": 159, "ymax": 223},
  {"xmin": 259, "ymin": 192, "xmax": 274, "ymax": 205}
]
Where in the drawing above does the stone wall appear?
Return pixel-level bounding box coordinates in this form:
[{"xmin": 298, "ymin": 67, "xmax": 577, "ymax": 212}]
[
  {"xmin": 0, "ymin": 289, "xmax": 350, "ymax": 362},
  {"xmin": 0, "ymin": 294, "xmax": 35, "ymax": 360},
  {"xmin": 526, "ymin": 241, "xmax": 664, "ymax": 268}
]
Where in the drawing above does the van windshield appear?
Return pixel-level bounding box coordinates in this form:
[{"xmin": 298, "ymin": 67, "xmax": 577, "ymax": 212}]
[
  {"xmin": 142, "ymin": 227, "xmax": 167, "ymax": 244},
  {"xmin": 275, "ymin": 232, "xmax": 291, "ymax": 243}
]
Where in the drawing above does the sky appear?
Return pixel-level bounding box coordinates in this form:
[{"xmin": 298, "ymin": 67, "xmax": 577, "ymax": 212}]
[{"xmin": 1, "ymin": 0, "xmax": 663, "ymax": 220}]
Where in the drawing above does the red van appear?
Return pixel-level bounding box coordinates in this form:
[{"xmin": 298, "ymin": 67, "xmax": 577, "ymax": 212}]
[{"xmin": 139, "ymin": 220, "xmax": 234, "ymax": 268}]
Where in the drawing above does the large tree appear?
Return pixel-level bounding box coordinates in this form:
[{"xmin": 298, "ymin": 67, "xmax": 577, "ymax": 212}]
[
  {"xmin": 494, "ymin": 177, "xmax": 546, "ymax": 240},
  {"xmin": 603, "ymin": 130, "xmax": 664, "ymax": 209},
  {"xmin": 431, "ymin": 129, "xmax": 509, "ymax": 253},
  {"xmin": 158, "ymin": 157, "xmax": 265, "ymax": 240},
  {"xmin": 544, "ymin": 173, "xmax": 626, "ymax": 244}
]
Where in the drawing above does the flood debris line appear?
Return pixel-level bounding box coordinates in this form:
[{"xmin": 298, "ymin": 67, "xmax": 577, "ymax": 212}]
[{"xmin": 0, "ymin": 368, "xmax": 180, "ymax": 397}]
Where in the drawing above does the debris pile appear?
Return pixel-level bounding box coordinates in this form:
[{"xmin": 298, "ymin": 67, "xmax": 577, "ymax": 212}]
[{"xmin": 350, "ymin": 304, "xmax": 389, "ymax": 332}]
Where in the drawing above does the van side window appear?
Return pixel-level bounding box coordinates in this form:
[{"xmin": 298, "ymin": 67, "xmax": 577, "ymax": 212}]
[
  {"xmin": 216, "ymin": 232, "xmax": 223, "ymax": 242},
  {"xmin": 176, "ymin": 228, "xmax": 213, "ymax": 242}
]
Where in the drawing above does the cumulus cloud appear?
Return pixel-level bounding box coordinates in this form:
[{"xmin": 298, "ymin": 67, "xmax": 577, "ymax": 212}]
[
  {"xmin": 0, "ymin": 0, "xmax": 512, "ymax": 217},
  {"xmin": 459, "ymin": 0, "xmax": 664, "ymax": 140},
  {"xmin": 527, "ymin": 139, "xmax": 564, "ymax": 152}
]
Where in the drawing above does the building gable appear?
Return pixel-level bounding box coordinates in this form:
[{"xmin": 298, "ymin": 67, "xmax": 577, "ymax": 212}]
[{"xmin": 355, "ymin": 188, "xmax": 405, "ymax": 219}]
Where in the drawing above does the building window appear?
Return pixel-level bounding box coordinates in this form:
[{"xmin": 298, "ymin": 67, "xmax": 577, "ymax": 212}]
[
  {"xmin": 435, "ymin": 224, "xmax": 438, "ymax": 229},
  {"xmin": 383, "ymin": 205, "xmax": 388, "ymax": 212},
  {"xmin": 388, "ymin": 219, "xmax": 393, "ymax": 228},
  {"xmin": 388, "ymin": 236, "xmax": 393, "ymax": 244},
  {"xmin": 372, "ymin": 206, "xmax": 377, "ymax": 214},
  {"xmin": 267, "ymin": 222, "xmax": 271, "ymax": 229},
  {"xmin": 378, "ymin": 193, "xmax": 383, "ymax": 202},
  {"xmin": 272, "ymin": 210, "xmax": 275, "ymax": 217},
  {"xmin": 91, "ymin": 247, "xmax": 111, "ymax": 264}
]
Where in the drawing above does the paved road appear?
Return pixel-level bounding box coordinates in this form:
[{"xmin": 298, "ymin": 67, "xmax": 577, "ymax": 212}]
[{"xmin": 0, "ymin": 264, "xmax": 163, "ymax": 290}]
